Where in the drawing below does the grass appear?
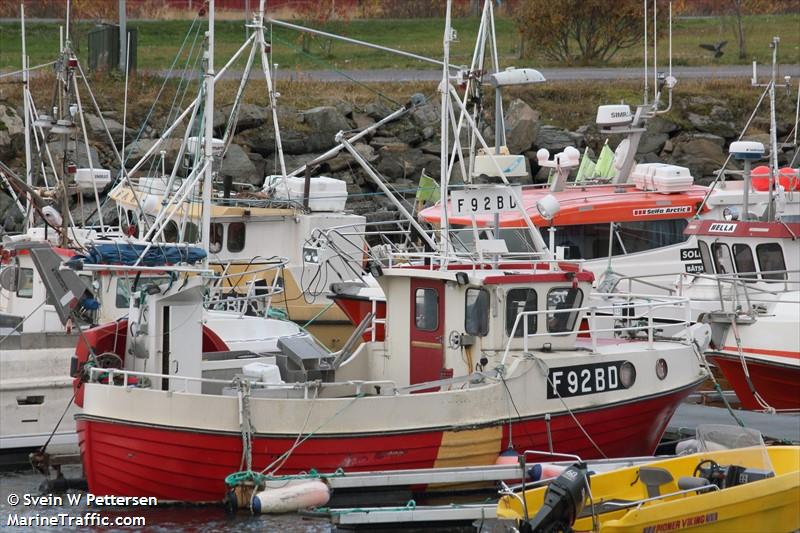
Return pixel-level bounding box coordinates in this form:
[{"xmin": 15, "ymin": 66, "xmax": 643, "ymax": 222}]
[{"xmin": 1, "ymin": 15, "xmax": 798, "ymax": 74}]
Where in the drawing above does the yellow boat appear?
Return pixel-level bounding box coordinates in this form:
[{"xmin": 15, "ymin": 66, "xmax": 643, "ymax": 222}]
[{"xmin": 497, "ymin": 446, "xmax": 800, "ymax": 532}]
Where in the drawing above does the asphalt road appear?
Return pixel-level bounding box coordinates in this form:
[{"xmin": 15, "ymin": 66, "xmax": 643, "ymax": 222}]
[{"xmin": 223, "ymin": 64, "xmax": 800, "ymax": 82}]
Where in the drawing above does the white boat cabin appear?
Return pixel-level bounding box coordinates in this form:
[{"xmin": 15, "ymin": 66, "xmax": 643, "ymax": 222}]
[
  {"xmin": 363, "ymin": 263, "xmax": 595, "ymax": 388},
  {"xmin": 685, "ymin": 219, "xmax": 799, "ymax": 283}
]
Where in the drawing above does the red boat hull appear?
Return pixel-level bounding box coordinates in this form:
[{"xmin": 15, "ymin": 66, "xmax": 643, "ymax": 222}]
[
  {"xmin": 707, "ymin": 352, "xmax": 800, "ymax": 411},
  {"xmin": 330, "ymin": 294, "xmax": 386, "ymax": 341},
  {"xmin": 76, "ymin": 381, "xmax": 700, "ymax": 502}
]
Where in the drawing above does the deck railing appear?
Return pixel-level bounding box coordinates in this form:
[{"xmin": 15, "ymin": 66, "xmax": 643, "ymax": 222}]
[
  {"xmin": 87, "ymin": 365, "xmax": 499, "ymax": 398},
  {"xmin": 500, "ymin": 293, "xmax": 692, "ymax": 366}
]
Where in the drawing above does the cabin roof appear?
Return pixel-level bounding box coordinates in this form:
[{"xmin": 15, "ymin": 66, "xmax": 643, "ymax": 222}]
[
  {"xmin": 419, "ymin": 184, "xmax": 710, "ymax": 227},
  {"xmin": 685, "ymin": 219, "xmax": 800, "ymax": 240}
]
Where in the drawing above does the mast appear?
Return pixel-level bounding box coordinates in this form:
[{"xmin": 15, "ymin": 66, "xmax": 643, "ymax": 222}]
[
  {"xmin": 438, "ymin": 0, "xmax": 453, "ymax": 264},
  {"xmin": 767, "ymin": 36, "xmax": 779, "ymax": 222},
  {"xmin": 21, "ymin": 3, "xmax": 33, "ymax": 229},
  {"xmin": 201, "ymin": 0, "xmax": 215, "ymax": 265}
]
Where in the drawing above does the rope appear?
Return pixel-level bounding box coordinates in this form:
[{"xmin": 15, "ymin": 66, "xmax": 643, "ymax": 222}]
[
  {"xmin": 302, "ymin": 301, "xmax": 334, "ymax": 328},
  {"xmin": 729, "ymin": 320, "xmax": 776, "ymax": 413},
  {"xmin": 269, "ymin": 32, "xmax": 402, "ymax": 106},
  {"xmin": 237, "ymin": 378, "xmax": 255, "ymax": 472},
  {"xmin": 529, "ymin": 355, "xmax": 608, "ymax": 459},
  {"xmin": 691, "ymin": 340, "xmax": 746, "ymax": 427},
  {"xmin": 260, "ymin": 391, "xmax": 364, "ymax": 476},
  {"xmin": 38, "ymin": 394, "xmax": 75, "ymax": 454},
  {"xmin": 0, "ymin": 300, "xmax": 46, "ymax": 344}
]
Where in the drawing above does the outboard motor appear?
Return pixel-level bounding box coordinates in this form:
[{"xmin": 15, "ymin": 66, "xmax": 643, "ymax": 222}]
[{"xmin": 521, "ymin": 462, "xmax": 590, "ymax": 533}]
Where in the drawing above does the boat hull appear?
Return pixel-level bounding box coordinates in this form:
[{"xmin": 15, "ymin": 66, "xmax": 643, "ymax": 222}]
[
  {"xmin": 76, "ymin": 382, "xmax": 698, "ymax": 503},
  {"xmin": 706, "ymin": 352, "xmax": 800, "ymax": 411}
]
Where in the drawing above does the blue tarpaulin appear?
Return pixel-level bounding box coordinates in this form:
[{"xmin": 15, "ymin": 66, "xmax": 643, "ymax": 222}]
[{"xmin": 73, "ymin": 242, "xmax": 207, "ymax": 266}]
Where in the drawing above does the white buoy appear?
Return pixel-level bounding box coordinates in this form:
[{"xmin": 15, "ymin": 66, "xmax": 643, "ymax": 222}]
[{"xmin": 251, "ymin": 480, "xmax": 330, "ymax": 514}]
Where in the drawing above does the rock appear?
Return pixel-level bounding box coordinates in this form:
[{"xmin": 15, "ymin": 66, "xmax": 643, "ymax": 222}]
[
  {"xmin": 409, "ymin": 102, "xmax": 440, "ymax": 130},
  {"xmin": 45, "ymin": 140, "xmax": 101, "ymax": 170},
  {"xmin": 123, "ymin": 138, "xmax": 182, "ymax": 170},
  {"xmin": 637, "ymin": 132, "xmax": 669, "ymax": 155},
  {"xmin": 668, "ymin": 133, "xmax": 728, "ymax": 180},
  {"xmin": 353, "ymin": 142, "xmax": 378, "ymax": 163},
  {"xmin": 375, "ymin": 153, "xmax": 405, "ymax": 181},
  {"xmin": 0, "ymin": 104, "xmax": 24, "ymax": 159},
  {"xmin": 371, "ymin": 137, "xmax": 408, "ymax": 151},
  {"xmin": 376, "ymin": 116, "xmax": 422, "ymax": 146},
  {"xmin": 420, "ymin": 142, "xmax": 441, "ymax": 156},
  {"xmin": 301, "ymin": 106, "xmax": 351, "ymax": 134},
  {"xmin": 220, "ymin": 144, "xmax": 260, "ymax": 186},
  {"xmin": 365, "ymin": 101, "xmax": 393, "ymax": 120},
  {"xmin": 687, "ymin": 105, "xmax": 738, "ymax": 138},
  {"xmin": 0, "ymin": 190, "xmax": 24, "ymax": 234},
  {"xmin": 352, "ymin": 113, "xmax": 376, "ymax": 132},
  {"xmin": 219, "ymin": 103, "xmax": 271, "ymax": 134},
  {"xmin": 84, "ymin": 113, "xmax": 133, "ymax": 145},
  {"xmin": 335, "ymin": 101, "xmax": 354, "ymax": 118},
  {"xmin": 534, "ymin": 125, "xmax": 575, "ymax": 152},
  {"xmin": 235, "ymin": 124, "xmax": 276, "ymax": 157},
  {"xmin": 648, "ymin": 116, "xmax": 680, "ymax": 135},
  {"xmin": 503, "ymin": 98, "xmax": 540, "ymax": 154}
]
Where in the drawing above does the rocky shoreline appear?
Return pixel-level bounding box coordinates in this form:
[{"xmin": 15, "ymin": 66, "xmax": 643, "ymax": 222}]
[{"xmin": 1, "ymin": 87, "xmax": 797, "ymax": 233}]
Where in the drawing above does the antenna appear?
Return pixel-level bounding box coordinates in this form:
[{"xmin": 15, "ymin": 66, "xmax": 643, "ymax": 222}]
[
  {"xmin": 643, "ymin": 0, "xmax": 648, "ymax": 105},
  {"xmin": 653, "ymin": 0, "xmax": 657, "ymax": 104}
]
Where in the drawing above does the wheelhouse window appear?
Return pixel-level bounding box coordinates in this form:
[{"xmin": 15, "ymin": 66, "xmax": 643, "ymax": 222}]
[
  {"xmin": 546, "ymin": 287, "xmax": 584, "ymax": 333},
  {"xmin": 414, "ymin": 288, "xmax": 439, "ymax": 331},
  {"xmin": 506, "ymin": 288, "xmax": 537, "ymax": 337},
  {"xmin": 163, "ymin": 220, "xmax": 179, "ymax": 243},
  {"xmin": 465, "ymin": 288, "xmax": 489, "ymax": 336},
  {"xmin": 732, "ymin": 244, "xmax": 758, "ymax": 280},
  {"xmin": 698, "ymin": 241, "xmax": 713, "ymax": 274},
  {"xmin": 210, "ymin": 223, "xmax": 224, "ymax": 253},
  {"xmin": 551, "ymin": 219, "xmax": 689, "ymax": 260},
  {"xmin": 756, "ymin": 243, "xmax": 787, "ymax": 281},
  {"xmin": 183, "ymin": 221, "xmax": 199, "ymax": 243},
  {"xmin": 16, "ymin": 268, "xmax": 34, "ymax": 298},
  {"xmin": 228, "ymin": 222, "xmax": 246, "ymax": 253},
  {"xmin": 116, "ymin": 275, "xmax": 172, "ymax": 308},
  {"xmin": 711, "ymin": 243, "xmax": 734, "ymax": 275}
]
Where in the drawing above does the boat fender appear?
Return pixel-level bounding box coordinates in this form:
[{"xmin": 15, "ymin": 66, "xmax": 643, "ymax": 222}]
[
  {"xmin": 688, "ymin": 322, "xmax": 712, "ymax": 353},
  {"xmin": 527, "ymin": 463, "xmax": 568, "ymax": 482},
  {"xmin": 251, "ymin": 480, "xmax": 330, "ymax": 514},
  {"xmin": 495, "ymin": 448, "xmax": 519, "ymax": 465}
]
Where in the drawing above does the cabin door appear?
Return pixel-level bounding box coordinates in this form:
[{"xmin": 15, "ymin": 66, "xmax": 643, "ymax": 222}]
[{"xmin": 409, "ymin": 278, "xmax": 445, "ymax": 386}]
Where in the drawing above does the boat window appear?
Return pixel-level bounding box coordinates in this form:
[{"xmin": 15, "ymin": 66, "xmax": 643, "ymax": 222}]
[
  {"xmin": 732, "ymin": 244, "xmax": 758, "ymax": 280},
  {"xmin": 16, "ymin": 268, "xmax": 34, "ymax": 298},
  {"xmin": 210, "ymin": 223, "xmax": 224, "ymax": 253},
  {"xmin": 551, "ymin": 219, "xmax": 689, "ymax": 260},
  {"xmin": 711, "ymin": 243, "xmax": 734, "ymax": 275},
  {"xmin": 414, "ymin": 288, "xmax": 439, "ymax": 331},
  {"xmin": 183, "ymin": 221, "xmax": 199, "ymax": 243},
  {"xmin": 163, "ymin": 220, "xmax": 179, "ymax": 243},
  {"xmin": 546, "ymin": 287, "xmax": 584, "ymax": 333},
  {"xmin": 698, "ymin": 241, "xmax": 713, "ymax": 274},
  {"xmin": 616, "ymin": 219, "xmax": 689, "ymax": 254},
  {"xmin": 465, "ymin": 288, "xmax": 489, "ymax": 336},
  {"xmin": 116, "ymin": 275, "xmax": 172, "ymax": 308},
  {"xmin": 506, "ymin": 288, "xmax": 537, "ymax": 337},
  {"xmin": 228, "ymin": 222, "xmax": 246, "ymax": 253},
  {"xmin": 756, "ymin": 243, "xmax": 787, "ymax": 281}
]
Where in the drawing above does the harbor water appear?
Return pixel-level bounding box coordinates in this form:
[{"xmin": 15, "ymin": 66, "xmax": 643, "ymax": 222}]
[{"xmin": 0, "ymin": 465, "xmax": 329, "ymax": 532}]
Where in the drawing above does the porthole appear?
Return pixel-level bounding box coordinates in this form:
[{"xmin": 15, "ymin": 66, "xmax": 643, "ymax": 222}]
[
  {"xmin": 620, "ymin": 361, "xmax": 636, "ymax": 388},
  {"xmin": 656, "ymin": 359, "xmax": 668, "ymax": 380}
]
